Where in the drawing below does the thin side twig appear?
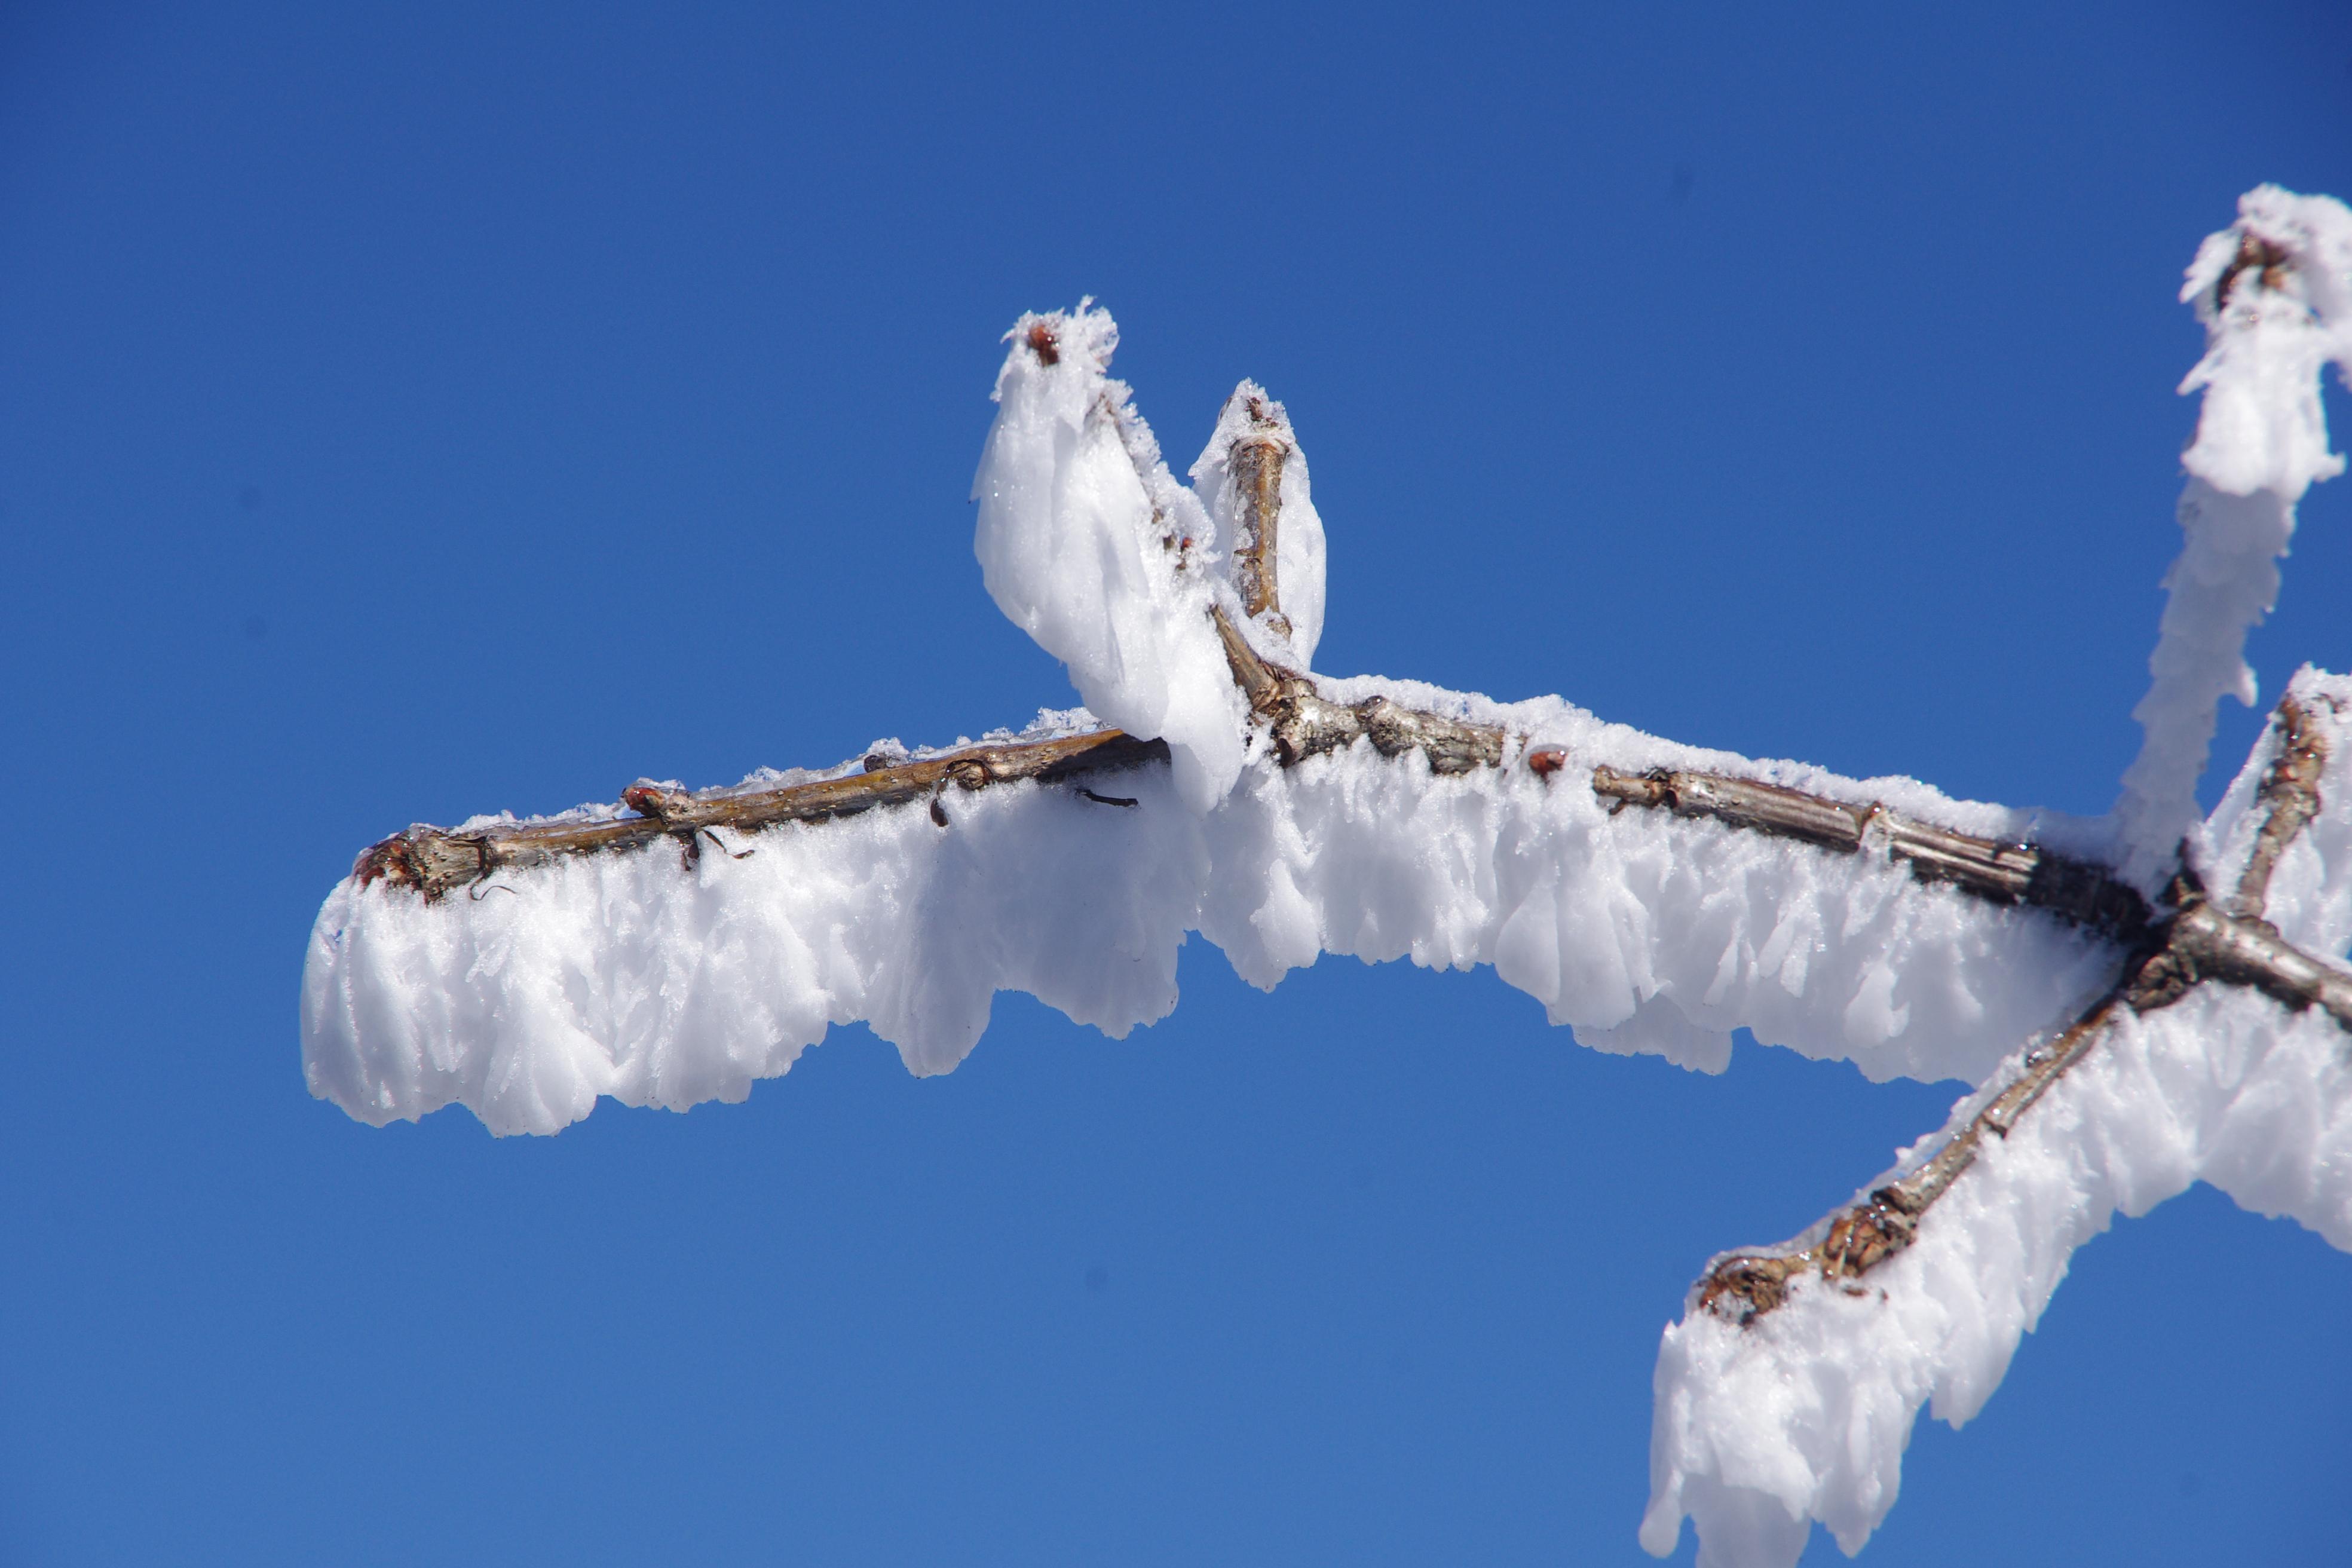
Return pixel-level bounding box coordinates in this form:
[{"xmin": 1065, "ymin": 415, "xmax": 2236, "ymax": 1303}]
[
  {"xmin": 1227, "ymin": 402, "xmax": 1291, "ymax": 641},
  {"xmin": 2230, "ymin": 693, "xmax": 2332, "ymax": 918}
]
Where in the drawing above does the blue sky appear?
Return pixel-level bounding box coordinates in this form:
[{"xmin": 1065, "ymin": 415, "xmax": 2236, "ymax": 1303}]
[{"xmin": 4, "ymin": 3, "xmax": 2350, "ymax": 1563}]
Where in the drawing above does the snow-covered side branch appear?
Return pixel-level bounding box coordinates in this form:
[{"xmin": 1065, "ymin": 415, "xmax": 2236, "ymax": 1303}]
[
  {"xmin": 1683, "ymin": 689, "xmax": 2349, "ymax": 1328},
  {"xmin": 1640, "ymin": 675, "xmax": 2352, "ymax": 1568},
  {"xmin": 2115, "ymin": 187, "xmax": 2352, "ymax": 889},
  {"xmin": 1640, "ymin": 183, "xmax": 2352, "ymax": 1568}
]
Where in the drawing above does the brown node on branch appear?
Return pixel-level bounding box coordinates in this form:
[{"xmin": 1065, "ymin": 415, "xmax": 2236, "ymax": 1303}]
[
  {"xmin": 1694, "ymin": 1255, "xmax": 1803, "ymax": 1324},
  {"xmin": 1818, "ymin": 1189, "xmax": 1921, "ymax": 1278},
  {"xmin": 1024, "ymin": 321, "xmax": 1059, "ymax": 366},
  {"xmin": 2215, "ymin": 231, "xmax": 2294, "ymax": 310}
]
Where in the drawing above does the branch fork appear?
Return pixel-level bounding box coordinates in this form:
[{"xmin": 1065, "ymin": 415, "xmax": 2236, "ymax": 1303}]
[
  {"xmin": 1210, "ymin": 606, "xmax": 1505, "ymax": 775},
  {"xmin": 1684, "ymin": 693, "xmax": 2350, "ymax": 1326}
]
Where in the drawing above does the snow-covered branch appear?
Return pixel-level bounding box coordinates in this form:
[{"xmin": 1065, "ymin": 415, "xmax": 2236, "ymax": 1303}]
[
  {"xmin": 1685, "ymin": 687, "xmax": 2351, "ymax": 1331},
  {"xmin": 347, "ymin": 728, "xmax": 1171, "ymax": 902},
  {"xmin": 302, "ymin": 186, "xmax": 2352, "ymax": 1568}
]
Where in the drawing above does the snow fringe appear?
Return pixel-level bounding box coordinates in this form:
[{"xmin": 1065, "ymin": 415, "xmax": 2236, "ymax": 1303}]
[{"xmin": 302, "ymin": 188, "xmax": 2352, "ymax": 1568}]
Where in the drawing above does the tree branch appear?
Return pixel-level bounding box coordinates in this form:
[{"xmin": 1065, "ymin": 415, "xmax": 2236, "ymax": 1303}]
[
  {"xmin": 351, "ymin": 729, "xmax": 1171, "ymax": 902},
  {"xmin": 1210, "ymin": 606, "xmax": 1506, "ymax": 774},
  {"xmin": 2228, "ymin": 692, "xmax": 2332, "ymax": 917},
  {"xmin": 1587, "ymin": 762, "xmax": 2151, "ymax": 942}
]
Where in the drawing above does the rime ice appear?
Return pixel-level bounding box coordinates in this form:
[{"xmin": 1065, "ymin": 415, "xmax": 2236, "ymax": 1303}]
[
  {"xmin": 969, "ymin": 302, "xmax": 1250, "ymax": 811},
  {"xmin": 303, "ymin": 190, "xmax": 2352, "ymax": 1568},
  {"xmin": 301, "ymin": 692, "xmax": 2125, "ymax": 1133}
]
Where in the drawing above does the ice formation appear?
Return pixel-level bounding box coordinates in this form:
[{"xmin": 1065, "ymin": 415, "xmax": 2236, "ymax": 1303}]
[
  {"xmin": 970, "ymin": 303, "xmax": 1250, "ymax": 811},
  {"xmin": 301, "ymin": 187, "xmax": 2352, "ymax": 1568},
  {"xmin": 2115, "ymin": 186, "xmax": 2352, "ymax": 890}
]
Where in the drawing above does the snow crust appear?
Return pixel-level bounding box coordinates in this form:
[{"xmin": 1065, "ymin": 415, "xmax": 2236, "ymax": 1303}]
[
  {"xmin": 1642, "ymin": 669, "xmax": 2352, "ymax": 1568},
  {"xmin": 2117, "ymin": 188, "xmax": 2352, "ymax": 887}
]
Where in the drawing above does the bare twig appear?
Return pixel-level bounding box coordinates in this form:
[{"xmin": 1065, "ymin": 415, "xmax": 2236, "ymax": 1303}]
[
  {"xmin": 352, "ymin": 729, "xmax": 1171, "ymax": 902},
  {"xmin": 2144, "ymin": 901, "xmax": 2352, "ymax": 1027},
  {"xmin": 2230, "ymin": 693, "xmax": 2332, "ymax": 917},
  {"xmin": 1589, "ymin": 763, "xmax": 2150, "ymax": 942},
  {"xmin": 346, "ymin": 618, "xmax": 1518, "ymax": 905}
]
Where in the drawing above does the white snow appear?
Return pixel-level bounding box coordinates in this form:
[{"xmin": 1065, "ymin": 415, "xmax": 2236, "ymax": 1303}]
[
  {"xmin": 2115, "ymin": 187, "xmax": 2352, "ymax": 889},
  {"xmin": 302, "ymin": 188, "xmax": 2352, "ymax": 1568}
]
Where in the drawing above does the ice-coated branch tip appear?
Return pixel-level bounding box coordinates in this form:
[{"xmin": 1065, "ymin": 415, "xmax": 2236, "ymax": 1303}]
[{"xmin": 2115, "ymin": 187, "xmax": 2352, "ymax": 890}]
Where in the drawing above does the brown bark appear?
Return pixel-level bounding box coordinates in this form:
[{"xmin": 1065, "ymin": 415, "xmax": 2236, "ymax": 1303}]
[
  {"xmin": 1588, "ymin": 764, "xmax": 2151, "ymax": 942},
  {"xmin": 1225, "ymin": 394, "xmax": 1291, "ymax": 641},
  {"xmin": 1211, "ymin": 607, "xmax": 1506, "ymax": 774},
  {"xmin": 2230, "ymin": 693, "xmax": 2331, "ymax": 918}
]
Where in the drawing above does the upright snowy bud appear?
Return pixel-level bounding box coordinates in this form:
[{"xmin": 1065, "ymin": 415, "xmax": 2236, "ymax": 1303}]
[
  {"xmin": 970, "ymin": 302, "xmax": 1247, "ymax": 811},
  {"xmin": 2116, "ymin": 187, "xmax": 2352, "ymax": 891},
  {"xmin": 1190, "ymin": 382, "xmax": 1327, "ymax": 669},
  {"xmin": 2178, "ymin": 186, "xmax": 2352, "ymax": 498}
]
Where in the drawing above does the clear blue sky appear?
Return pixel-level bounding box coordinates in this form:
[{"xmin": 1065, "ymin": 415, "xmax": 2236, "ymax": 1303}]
[{"xmin": 4, "ymin": 4, "xmax": 2350, "ymax": 1563}]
